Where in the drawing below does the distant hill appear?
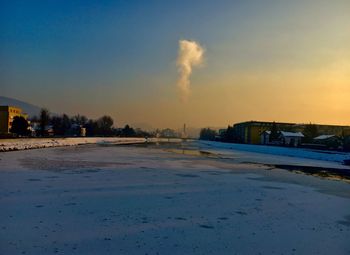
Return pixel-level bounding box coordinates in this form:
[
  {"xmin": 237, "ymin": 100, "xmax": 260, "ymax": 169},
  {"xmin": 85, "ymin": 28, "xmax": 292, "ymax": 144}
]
[{"xmin": 0, "ymin": 96, "xmax": 42, "ymax": 117}]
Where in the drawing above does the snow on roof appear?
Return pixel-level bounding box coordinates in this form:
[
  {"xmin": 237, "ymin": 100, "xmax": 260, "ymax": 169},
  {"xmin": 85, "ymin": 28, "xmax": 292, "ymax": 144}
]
[
  {"xmin": 314, "ymin": 134, "xmax": 336, "ymax": 140},
  {"xmin": 280, "ymin": 131, "xmax": 304, "ymax": 137}
]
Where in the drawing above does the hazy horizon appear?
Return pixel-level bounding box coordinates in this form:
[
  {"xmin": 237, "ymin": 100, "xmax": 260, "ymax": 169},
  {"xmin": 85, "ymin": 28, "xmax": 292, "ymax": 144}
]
[{"xmin": 1, "ymin": 0, "xmax": 350, "ymax": 128}]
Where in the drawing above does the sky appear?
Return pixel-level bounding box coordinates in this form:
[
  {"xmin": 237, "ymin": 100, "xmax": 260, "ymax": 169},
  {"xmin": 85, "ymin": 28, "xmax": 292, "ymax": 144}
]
[{"xmin": 1, "ymin": 0, "xmax": 350, "ymax": 129}]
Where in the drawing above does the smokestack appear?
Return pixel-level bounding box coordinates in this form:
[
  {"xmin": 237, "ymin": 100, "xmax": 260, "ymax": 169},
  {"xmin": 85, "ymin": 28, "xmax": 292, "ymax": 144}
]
[
  {"xmin": 182, "ymin": 123, "xmax": 187, "ymax": 139},
  {"xmin": 176, "ymin": 40, "xmax": 204, "ymax": 102}
]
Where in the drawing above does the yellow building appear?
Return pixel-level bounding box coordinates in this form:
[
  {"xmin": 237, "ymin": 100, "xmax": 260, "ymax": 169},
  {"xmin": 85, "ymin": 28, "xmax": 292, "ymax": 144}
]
[
  {"xmin": 0, "ymin": 106, "xmax": 28, "ymax": 134},
  {"xmin": 233, "ymin": 121, "xmax": 297, "ymax": 144}
]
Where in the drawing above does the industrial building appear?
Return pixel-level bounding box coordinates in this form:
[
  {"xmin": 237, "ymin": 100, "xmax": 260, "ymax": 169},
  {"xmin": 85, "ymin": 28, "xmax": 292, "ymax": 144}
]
[
  {"xmin": 233, "ymin": 121, "xmax": 350, "ymax": 145},
  {"xmin": 233, "ymin": 121, "xmax": 297, "ymax": 144},
  {"xmin": 0, "ymin": 106, "xmax": 28, "ymax": 134}
]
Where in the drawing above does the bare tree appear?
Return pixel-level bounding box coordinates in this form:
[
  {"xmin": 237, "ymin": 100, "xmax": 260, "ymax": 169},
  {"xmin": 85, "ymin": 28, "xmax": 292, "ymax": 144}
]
[{"xmin": 39, "ymin": 108, "xmax": 50, "ymax": 136}]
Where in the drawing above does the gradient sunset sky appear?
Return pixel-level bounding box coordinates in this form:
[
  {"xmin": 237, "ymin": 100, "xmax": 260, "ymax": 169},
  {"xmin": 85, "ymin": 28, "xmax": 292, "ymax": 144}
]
[{"xmin": 1, "ymin": 0, "xmax": 349, "ymax": 129}]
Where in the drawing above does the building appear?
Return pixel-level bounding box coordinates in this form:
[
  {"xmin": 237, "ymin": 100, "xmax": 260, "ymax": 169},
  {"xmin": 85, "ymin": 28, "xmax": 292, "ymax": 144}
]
[
  {"xmin": 261, "ymin": 130, "xmax": 304, "ymax": 147},
  {"xmin": 0, "ymin": 106, "xmax": 28, "ymax": 134},
  {"xmin": 313, "ymin": 135, "xmax": 342, "ymax": 149},
  {"xmin": 159, "ymin": 128, "xmax": 178, "ymax": 138},
  {"xmin": 260, "ymin": 130, "xmax": 270, "ymax": 145},
  {"xmin": 260, "ymin": 130, "xmax": 272, "ymax": 145},
  {"xmin": 234, "ymin": 120, "xmax": 350, "ymax": 145},
  {"xmin": 314, "ymin": 134, "xmax": 337, "ymax": 141},
  {"xmin": 70, "ymin": 124, "xmax": 86, "ymax": 137},
  {"xmin": 280, "ymin": 131, "xmax": 304, "ymax": 147},
  {"xmin": 234, "ymin": 121, "xmax": 297, "ymax": 144}
]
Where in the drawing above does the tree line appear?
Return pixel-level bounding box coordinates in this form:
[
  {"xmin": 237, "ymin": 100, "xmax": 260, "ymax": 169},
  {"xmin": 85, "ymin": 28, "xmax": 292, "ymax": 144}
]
[{"xmin": 10, "ymin": 108, "xmax": 151, "ymax": 138}]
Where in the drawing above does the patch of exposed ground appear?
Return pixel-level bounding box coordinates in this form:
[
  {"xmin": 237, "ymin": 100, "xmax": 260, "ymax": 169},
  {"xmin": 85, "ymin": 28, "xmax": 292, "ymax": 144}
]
[{"xmin": 268, "ymin": 164, "xmax": 350, "ymax": 182}]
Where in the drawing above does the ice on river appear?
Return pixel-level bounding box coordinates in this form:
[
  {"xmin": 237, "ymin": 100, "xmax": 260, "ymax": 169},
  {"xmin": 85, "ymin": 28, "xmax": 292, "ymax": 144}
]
[{"xmin": 0, "ymin": 141, "xmax": 349, "ymax": 254}]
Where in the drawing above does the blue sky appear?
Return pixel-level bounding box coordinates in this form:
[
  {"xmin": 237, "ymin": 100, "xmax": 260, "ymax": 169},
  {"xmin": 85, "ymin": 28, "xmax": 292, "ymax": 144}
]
[{"xmin": 1, "ymin": 0, "xmax": 350, "ymax": 128}]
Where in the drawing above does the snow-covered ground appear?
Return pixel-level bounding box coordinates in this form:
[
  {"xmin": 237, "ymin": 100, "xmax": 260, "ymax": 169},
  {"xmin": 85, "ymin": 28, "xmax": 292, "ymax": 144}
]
[
  {"xmin": 0, "ymin": 137, "xmax": 185, "ymax": 152},
  {"xmin": 0, "ymin": 137, "xmax": 145, "ymax": 152},
  {"xmin": 0, "ymin": 142, "xmax": 349, "ymax": 254},
  {"xmin": 200, "ymin": 140, "xmax": 350, "ymax": 166}
]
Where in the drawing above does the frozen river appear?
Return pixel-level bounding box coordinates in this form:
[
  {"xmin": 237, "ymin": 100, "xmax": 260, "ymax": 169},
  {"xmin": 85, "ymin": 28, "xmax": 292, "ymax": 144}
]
[{"xmin": 0, "ymin": 141, "xmax": 349, "ymax": 254}]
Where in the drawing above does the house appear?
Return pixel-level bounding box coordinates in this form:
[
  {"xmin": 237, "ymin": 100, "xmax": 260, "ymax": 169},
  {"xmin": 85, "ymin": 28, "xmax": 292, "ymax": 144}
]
[
  {"xmin": 260, "ymin": 130, "xmax": 304, "ymax": 147},
  {"xmin": 260, "ymin": 130, "xmax": 271, "ymax": 145},
  {"xmin": 313, "ymin": 135, "xmax": 341, "ymax": 149},
  {"xmin": 279, "ymin": 131, "xmax": 304, "ymax": 147},
  {"xmin": 31, "ymin": 123, "xmax": 54, "ymax": 137},
  {"xmin": 314, "ymin": 134, "xmax": 336, "ymax": 141},
  {"xmin": 70, "ymin": 124, "xmax": 86, "ymax": 137},
  {"xmin": 260, "ymin": 130, "xmax": 281, "ymax": 145}
]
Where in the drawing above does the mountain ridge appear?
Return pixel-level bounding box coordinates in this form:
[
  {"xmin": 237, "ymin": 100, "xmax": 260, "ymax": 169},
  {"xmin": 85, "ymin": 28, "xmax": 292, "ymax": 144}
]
[{"xmin": 0, "ymin": 96, "xmax": 42, "ymax": 117}]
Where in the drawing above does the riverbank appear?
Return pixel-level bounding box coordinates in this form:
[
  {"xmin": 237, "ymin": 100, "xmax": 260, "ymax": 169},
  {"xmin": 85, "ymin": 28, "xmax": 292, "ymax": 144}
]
[
  {"xmin": 199, "ymin": 141, "xmax": 350, "ymax": 164},
  {"xmin": 0, "ymin": 137, "xmax": 184, "ymax": 152}
]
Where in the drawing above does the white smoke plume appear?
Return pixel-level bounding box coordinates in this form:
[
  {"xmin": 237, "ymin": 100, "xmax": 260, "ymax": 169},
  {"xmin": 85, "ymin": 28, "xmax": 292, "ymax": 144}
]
[{"xmin": 176, "ymin": 39, "xmax": 204, "ymax": 102}]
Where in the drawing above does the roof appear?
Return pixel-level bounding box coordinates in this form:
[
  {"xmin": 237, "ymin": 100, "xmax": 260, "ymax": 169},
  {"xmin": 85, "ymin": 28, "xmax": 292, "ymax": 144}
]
[
  {"xmin": 314, "ymin": 134, "xmax": 336, "ymax": 140},
  {"xmin": 233, "ymin": 120, "xmax": 350, "ymax": 129},
  {"xmin": 280, "ymin": 131, "xmax": 304, "ymax": 137},
  {"xmin": 234, "ymin": 121, "xmax": 296, "ymax": 127},
  {"xmin": 0, "ymin": 105, "xmax": 22, "ymax": 110}
]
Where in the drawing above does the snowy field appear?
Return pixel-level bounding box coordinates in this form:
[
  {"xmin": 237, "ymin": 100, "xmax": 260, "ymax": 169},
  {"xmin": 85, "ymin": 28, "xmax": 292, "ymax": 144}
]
[
  {"xmin": 0, "ymin": 141, "xmax": 349, "ymax": 254},
  {"xmin": 0, "ymin": 137, "xmax": 146, "ymax": 152},
  {"xmin": 0, "ymin": 137, "xmax": 184, "ymax": 152}
]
